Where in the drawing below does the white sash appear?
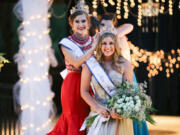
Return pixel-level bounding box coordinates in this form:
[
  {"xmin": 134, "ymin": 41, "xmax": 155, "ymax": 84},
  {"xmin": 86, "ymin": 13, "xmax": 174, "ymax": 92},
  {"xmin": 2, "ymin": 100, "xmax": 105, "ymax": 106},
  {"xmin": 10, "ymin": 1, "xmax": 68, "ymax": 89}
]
[
  {"xmin": 80, "ymin": 112, "xmax": 110, "ymax": 134},
  {"xmin": 59, "ymin": 37, "xmax": 116, "ymax": 97}
]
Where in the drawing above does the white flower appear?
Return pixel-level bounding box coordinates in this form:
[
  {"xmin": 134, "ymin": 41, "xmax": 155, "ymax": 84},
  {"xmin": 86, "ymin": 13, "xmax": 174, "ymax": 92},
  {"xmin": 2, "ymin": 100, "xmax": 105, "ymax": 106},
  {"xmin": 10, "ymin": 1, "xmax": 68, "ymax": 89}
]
[
  {"xmin": 114, "ymin": 103, "xmax": 119, "ymax": 108},
  {"xmin": 125, "ymin": 97, "xmax": 130, "ymax": 101},
  {"xmin": 118, "ymin": 103, "xmax": 123, "ymax": 108},
  {"xmin": 107, "ymin": 80, "xmax": 154, "ymax": 124},
  {"xmin": 138, "ymin": 99, "xmax": 141, "ymax": 103},
  {"xmin": 116, "ymin": 108, "xmax": 121, "ymax": 113},
  {"xmin": 134, "ymin": 106, "xmax": 139, "ymax": 112},
  {"xmin": 139, "ymin": 85, "xmax": 143, "ymax": 90},
  {"xmin": 122, "ymin": 95, "xmax": 126, "ymax": 98},
  {"xmin": 134, "ymin": 96, "xmax": 139, "ymax": 100},
  {"xmin": 130, "ymin": 104, "xmax": 134, "ymax": 108},
  {"xmin": 117, "ymin": 99, "xmax": 123, "ymax": 104},
  {"xmin": 130, "ymin": 100, "xmax": 134, "ymax": 105}
]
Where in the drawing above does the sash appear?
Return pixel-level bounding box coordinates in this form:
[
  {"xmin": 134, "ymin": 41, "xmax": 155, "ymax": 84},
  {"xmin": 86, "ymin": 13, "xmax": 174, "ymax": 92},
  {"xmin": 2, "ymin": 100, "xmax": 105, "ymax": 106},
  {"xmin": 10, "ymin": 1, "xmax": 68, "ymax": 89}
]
[
  {"xmin": 59, "ymin": 38, "xmax": 116, "ymax": 97},
  {"xmin": 80, "ymin": 112, "xmax": 110, "ymax": 134}
]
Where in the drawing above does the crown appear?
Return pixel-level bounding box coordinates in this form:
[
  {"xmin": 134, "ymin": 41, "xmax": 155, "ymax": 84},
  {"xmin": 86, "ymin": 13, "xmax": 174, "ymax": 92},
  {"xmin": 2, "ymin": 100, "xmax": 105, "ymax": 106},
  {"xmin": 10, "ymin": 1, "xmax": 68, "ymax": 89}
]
[
  {"xmin": 100, "ymin": 23, "xmax": 117, "ymax": 36},
  {"xmin": 70, "ymin": 0, "xmax": 89, "ymax": 15}
]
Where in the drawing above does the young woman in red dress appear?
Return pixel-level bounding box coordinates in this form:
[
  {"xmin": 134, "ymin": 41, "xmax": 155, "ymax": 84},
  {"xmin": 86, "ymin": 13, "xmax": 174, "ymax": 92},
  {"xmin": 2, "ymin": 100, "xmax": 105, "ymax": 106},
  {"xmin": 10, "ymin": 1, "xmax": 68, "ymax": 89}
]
[{"xmin": 47, "ymin": 1, "xmax": 95, "ymax": 135}]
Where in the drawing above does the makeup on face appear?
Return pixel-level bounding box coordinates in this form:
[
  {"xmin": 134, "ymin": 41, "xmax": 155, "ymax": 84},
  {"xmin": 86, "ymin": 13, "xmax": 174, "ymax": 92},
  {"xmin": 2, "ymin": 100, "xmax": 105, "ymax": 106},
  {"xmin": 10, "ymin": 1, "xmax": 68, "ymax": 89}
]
[
  {"xmin": 72, "ymin": 14, "xmax": 89, "ymax": 36},
  {"xmin": 101, "ymin": 36, "xmax": 115, "ymax": 60}
]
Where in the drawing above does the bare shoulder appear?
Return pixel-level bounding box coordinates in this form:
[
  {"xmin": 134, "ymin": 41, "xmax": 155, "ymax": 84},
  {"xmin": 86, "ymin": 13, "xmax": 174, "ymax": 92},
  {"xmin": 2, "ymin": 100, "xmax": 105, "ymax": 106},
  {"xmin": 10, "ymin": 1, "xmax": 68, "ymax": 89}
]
[
  {"xmin": 119, "ymin": 57, "xmax": 129, "ymax": 63},
  {"xmin": 119, "ymin": 57, "xmax": 132, "ymax": 69}
]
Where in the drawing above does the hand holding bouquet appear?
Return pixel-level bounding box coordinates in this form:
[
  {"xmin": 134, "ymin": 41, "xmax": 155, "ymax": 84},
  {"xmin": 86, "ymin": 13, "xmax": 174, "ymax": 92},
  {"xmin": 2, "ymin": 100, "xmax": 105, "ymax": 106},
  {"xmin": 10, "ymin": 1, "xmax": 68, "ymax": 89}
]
[
  {"xmin": 107, "ymin": 81, "xmax": 155, "ymax": 126},
  {"xmin": 86, "ymin": 81, "xmax": 155, "ymax": 128}
]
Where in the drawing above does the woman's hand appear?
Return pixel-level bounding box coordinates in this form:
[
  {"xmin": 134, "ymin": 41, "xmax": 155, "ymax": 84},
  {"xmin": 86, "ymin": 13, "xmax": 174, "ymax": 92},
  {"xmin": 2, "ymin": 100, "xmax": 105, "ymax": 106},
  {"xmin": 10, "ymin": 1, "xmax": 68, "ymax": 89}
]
[
  {"xmin": 96, "ymin": 106, "xmax": 110, "ymax": 118},
  {"xmin": 110, "ymin": 108, "xmax": 122, "ymax": 119},
  {"xmin": 117, "ymin": 24, "xmax": 133, "ymax": 38},
  {"xmin": 92, "ymin": 33, "xmax": 99, "ymax": 49}
]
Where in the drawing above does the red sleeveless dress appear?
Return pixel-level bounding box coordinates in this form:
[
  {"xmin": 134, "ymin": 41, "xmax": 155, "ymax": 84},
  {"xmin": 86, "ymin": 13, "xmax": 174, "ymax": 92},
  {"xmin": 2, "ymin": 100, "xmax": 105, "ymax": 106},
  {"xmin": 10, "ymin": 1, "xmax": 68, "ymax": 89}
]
[{"xmin": 47, "ymin": 35, "xmax": 93, "ymax": 135}]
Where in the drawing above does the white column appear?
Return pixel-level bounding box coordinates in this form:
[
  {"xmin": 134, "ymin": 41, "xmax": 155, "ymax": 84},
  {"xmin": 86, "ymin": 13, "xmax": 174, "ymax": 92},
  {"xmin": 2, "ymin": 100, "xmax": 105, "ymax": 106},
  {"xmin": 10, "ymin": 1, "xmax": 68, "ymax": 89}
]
[{"xmin": 14, "ymin": 0, "xmax": 56, "ymax": 134}]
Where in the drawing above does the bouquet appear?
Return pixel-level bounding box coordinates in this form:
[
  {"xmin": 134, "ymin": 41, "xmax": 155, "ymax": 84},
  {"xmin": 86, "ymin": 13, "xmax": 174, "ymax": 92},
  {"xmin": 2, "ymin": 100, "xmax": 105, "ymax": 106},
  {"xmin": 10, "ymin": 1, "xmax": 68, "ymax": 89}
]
[
  {"xmin": 107, "ymin": 81, "xmax": 155, "ymax": 126},
  {"xmin": 86, "ymin": 81, "xmax": 155, "ymax": 127}
]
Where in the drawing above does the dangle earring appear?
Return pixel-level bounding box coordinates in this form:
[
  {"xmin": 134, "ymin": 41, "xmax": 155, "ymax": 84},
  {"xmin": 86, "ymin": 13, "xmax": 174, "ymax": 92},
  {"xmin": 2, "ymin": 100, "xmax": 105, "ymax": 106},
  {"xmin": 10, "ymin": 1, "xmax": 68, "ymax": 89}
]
[{"xmin": 72, "ymin": 26, "xmax": 76, "ymax": 33}]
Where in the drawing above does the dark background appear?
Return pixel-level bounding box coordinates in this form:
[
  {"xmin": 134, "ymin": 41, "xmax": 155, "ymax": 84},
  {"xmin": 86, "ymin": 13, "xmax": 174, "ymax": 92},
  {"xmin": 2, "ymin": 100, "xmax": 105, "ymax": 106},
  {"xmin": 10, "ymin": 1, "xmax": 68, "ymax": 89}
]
[{"xmin": 0, "ymin": 0, "xmax": 179, "ymax": 124}]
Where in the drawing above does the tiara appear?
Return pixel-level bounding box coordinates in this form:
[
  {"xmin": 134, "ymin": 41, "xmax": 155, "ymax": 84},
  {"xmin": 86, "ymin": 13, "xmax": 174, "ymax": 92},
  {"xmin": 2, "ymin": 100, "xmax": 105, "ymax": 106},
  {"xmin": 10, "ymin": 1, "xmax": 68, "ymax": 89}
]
[
  {"xmin": 100, "ymin": 23, "xmax": 117, "ymax": 36},
  {"xmin": 70, "ymin": 0, "xmax": 89, "ymax": 15}
]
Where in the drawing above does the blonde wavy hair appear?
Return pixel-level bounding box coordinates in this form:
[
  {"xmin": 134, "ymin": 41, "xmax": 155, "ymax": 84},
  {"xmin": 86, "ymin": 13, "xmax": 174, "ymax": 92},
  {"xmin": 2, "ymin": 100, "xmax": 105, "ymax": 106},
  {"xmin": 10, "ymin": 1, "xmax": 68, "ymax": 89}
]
[{"xmin": 95, "ymin": 32, "xmax": 122, "ymax": 66}]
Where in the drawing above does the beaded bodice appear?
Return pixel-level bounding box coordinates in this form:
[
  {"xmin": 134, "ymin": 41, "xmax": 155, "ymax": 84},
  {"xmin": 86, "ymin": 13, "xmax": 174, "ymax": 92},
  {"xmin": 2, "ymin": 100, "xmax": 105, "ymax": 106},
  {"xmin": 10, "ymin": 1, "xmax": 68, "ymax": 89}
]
[{"xmin": 64, "ymin": 35, "xmax": 93, "ymax": 72}]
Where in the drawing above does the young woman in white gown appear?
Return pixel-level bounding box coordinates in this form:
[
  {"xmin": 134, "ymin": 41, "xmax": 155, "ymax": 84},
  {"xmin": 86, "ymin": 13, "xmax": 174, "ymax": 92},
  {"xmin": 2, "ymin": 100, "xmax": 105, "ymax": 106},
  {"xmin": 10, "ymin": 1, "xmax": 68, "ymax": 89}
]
[
  {"xmin": 80, "ymin": 28, "xmax": 134, "ymax": 135},
  {"xmin": 99, "ymin": 13, "xmax": 149, "ymax": 135}
]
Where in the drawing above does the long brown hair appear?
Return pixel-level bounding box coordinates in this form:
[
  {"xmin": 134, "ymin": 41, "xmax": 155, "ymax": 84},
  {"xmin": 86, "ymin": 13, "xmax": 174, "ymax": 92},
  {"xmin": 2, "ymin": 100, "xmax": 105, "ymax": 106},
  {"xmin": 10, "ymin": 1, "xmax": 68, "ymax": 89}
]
[{"xmin": 95, "ymin": 32, "xmax": 122, "ymax": 66}]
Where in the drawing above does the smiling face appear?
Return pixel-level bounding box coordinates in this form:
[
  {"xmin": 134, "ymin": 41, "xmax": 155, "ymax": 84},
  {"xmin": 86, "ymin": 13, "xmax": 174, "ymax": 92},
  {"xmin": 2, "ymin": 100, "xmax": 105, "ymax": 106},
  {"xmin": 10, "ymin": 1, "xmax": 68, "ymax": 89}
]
[
  {"xmin": 72, "ymin": 14, "xmax": 89, "ymax": 36},
  {"xmin": 101, "ymin": 36, "xmax": 115, "ymax": 60},
  {"xmin": 95, "ymin": 33, "xmax": 121, "ymax": 64}
]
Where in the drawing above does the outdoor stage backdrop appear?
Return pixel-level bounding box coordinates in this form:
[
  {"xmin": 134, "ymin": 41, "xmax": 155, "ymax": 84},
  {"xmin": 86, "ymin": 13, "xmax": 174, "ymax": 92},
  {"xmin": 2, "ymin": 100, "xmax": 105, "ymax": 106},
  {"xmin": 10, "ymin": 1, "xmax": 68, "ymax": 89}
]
[{"xmin": 0, "ymin": 0, "xmax": 179, "ymax": 122}]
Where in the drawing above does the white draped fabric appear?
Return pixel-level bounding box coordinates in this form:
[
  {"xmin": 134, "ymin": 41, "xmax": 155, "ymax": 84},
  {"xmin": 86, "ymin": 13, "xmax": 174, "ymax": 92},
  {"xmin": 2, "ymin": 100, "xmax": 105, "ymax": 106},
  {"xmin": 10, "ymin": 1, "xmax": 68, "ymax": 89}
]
[{"xmin": 13, "ymin": 0, "xmax": 57, "ymax": 134}]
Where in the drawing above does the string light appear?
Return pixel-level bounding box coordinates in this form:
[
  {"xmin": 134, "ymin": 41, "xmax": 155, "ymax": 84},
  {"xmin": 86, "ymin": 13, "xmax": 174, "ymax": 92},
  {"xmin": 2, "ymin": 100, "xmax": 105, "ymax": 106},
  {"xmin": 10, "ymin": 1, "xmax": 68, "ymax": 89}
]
[
  {"xmin": 21, "ymin": 119, "xmax": 52, "ymax": 133},
  {"xmin": 108, "ymin": 0, "xmax": 115, "ymax": 6},
  {"xmin": 20, "ymin": 45, "xmax": 50, "ymax": 55},
  {"xmin": 116, "ymin": 0, "xmax": 122, "ymax": 19},
  {"xmin": 21, "ymin": 97, "xmax": 53, "ymax": 111},
  {"xmin": 20, "ymin": 71, "xmax": 49, "ymax": 84},
  {"xmin": 92, "ymin": 0, "xmax": 180, "ymax": 32},
  {"xmin": 30, "ymin": 124, "xmax": 34, "ymax": 128},
  {"xmin": 123, "ymin": 0, "xmax": 129, "ymax": 19},
  {"xmin": 160, "ymin": 0, "xmax": 165, "ymax": 13},
  {"xmin": 129, "ymin": 42, "xmax": 180, "ymax": 78},
  {"xmin": 92, "ymin": 0, "xmax": 98, "ymax": 9},
  {"xmin": 36, "ymin": 100, "xmax": 40, "ymax": 105},
  {"xmin": 35, "ymin": 119, "xmax": 52, "ymax": 132},
  {"xmin": 92, "ymin": 0, "xmax": 98, "ymax": 17},
  {"xmin": 137, "ymin": 3, "xmax": 142, "ymax": 26},
  {"xmin": 130, "ymin": 0, "xmax": 135, "ymax": 8},
  {"xmin": 22, "ymin": 14, "xmax": 50, "ymax": 26},
  {"xmin": 176, "ymin": 63, "xmax": 179, "ymax": 68},
  {"xmin": 101, "ymin": 0, "xmax": 108, "ymax": 7},
  {"xmin": 168, "ymin": 0, "xmax": 173, "ymax": 15},
  {"xmin": 15, "ymin": 1, "xmax": 56, "ymax": 134},
  {"xmin": 22, "ymin": 126, "xmax": 27, "ymax": 131}
]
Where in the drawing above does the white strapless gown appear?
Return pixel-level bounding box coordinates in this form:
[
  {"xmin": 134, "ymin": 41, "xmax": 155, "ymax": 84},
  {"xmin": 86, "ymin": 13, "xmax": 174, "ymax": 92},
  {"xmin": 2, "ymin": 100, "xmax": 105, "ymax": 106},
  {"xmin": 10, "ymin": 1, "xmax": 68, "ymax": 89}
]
[{"xmin": 85, "ymin": 70, "xmax": 134, "ymax": 135}]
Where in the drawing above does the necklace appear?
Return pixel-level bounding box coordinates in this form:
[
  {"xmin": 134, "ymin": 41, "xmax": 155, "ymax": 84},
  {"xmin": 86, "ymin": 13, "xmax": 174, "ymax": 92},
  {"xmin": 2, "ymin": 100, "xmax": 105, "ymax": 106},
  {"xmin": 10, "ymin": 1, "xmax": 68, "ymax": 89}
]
[
  {"xmin": 71, "ymin": 34, "xmax": 89, "ymax": 45},
  {"xmin": 70, "ymin": 34, "xmax": 93, "ymax": 52}
]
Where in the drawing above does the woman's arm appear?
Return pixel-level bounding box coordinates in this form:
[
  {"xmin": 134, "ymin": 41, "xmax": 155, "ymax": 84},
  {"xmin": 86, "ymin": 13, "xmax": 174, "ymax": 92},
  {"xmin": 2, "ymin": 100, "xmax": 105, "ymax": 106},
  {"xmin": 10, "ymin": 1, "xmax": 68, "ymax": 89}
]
[
  {"xmin": 122, "ymin": 60, "xmax": 133, "ymax": 83},
  {"xmin": 81, "ymin": 65, "xmax": 109, "ymax": 117},
  {"xmin": 115, "ymin": 57, "xmax": 133, "ymax": 82},
  {"xmin": 117, "ymin": 36, "xmax": 131, "ymax": 62},
  {"xmin": 61, "ymin": 45, "xmax": 95, "ymax": 68},
  {"xmin": 117, "ymin": 24, "xmax": 133, "ymax": 38}
]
